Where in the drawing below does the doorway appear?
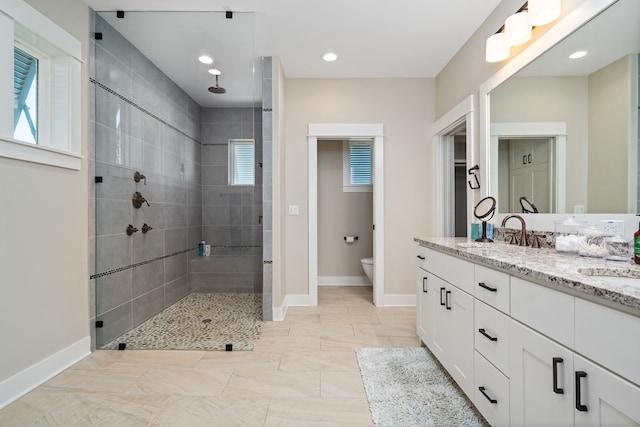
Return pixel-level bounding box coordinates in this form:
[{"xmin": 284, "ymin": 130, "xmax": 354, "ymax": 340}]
[{"xmin": 308, "ymin": 124, "xmax": 385, "ymax": 306}]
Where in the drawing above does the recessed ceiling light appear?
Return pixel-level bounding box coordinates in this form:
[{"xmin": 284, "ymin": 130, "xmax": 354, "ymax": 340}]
[
  {"xmin": 208, "ymin": 68, "xmax": 221, "ymax": 75},
  {"xmin": 569, "ymin": 51, "xmax": 587, "ymax": 59},
  {"xmin": 322, "ymin": 52, "xmax": 337, "ymax": 62},
  {"xmin": 198, "ymin": 55, "xmax": 213, "ymax": 64}
]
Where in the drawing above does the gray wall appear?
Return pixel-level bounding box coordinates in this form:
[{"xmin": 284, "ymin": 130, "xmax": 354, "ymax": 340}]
[
  {"xmin": 90, "ymin": 14, "xmax": 202, "ymax": 348},
  {"xmin": 193, "ymin": 107, "xmax": 263, "ymax": 293}
]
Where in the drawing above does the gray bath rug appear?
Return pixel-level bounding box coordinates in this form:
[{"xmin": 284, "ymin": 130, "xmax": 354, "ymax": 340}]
[
  {"xmin": 356, "ymin": 347, "xmax": 488, "ymax": 427},
  {"xmin": 101, "ymin": 293, "xmax": 263, "ymax": 351}
]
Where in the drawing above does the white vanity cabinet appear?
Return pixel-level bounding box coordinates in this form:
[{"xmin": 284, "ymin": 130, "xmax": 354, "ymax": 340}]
[
  {"xmin": 415, "ymin": 242, "xmax": 640, "ymax": 427},
  {"xmin": 415, "ymin": 247, "xmax": 475, "ymax": 397}
]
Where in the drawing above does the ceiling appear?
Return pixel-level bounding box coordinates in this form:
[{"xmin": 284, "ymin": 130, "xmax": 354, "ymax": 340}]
[{"xmin": 86, "ymin": 0, "xmax": 502, "ymax": 107}]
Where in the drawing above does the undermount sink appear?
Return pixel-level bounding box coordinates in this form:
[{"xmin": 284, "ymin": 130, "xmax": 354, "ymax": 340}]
[{"xmin": 577, "ymin": 267, "xmax": 640, "ymax": 287}]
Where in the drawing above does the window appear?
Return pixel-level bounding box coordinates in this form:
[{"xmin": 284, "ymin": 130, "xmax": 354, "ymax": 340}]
[
  {"xmin": 343, "ymin": 140, "xmax": 373, "ymax": 192},
  {"xmin": 229, "ymin": 139, "xmax": 255, "ymax": 185},
  {"xmin": 13, "ymin": 46, "xmax": 39, "ymax": 144},
  {"xmin": 0, "ymin": 1, "xmax": 82, "ymax": 170}
]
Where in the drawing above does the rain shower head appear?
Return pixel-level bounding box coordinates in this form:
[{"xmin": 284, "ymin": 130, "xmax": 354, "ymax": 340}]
[{"xmin": 208, "ymin": 75, "xmax": 226, "ymax": 94}]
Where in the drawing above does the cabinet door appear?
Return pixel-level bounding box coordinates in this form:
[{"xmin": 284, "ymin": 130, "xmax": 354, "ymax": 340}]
[
  {"xmin": 430, "ymin": 273, "xmax": 450, "ymax": 364},
  {"xmin": 510, "ymin": 320, "xmax": 574, "ymax": 427},
  {"xmin": 574, "ymin": 355, "xmax": 640, "ymax": 427},
  {"xmin": 448, "ymin": 285, "xmax": 475, "ymax": 397},
  {"xmin": 416, "ymin": 267, "xmax": 433, "ymax": 346}
]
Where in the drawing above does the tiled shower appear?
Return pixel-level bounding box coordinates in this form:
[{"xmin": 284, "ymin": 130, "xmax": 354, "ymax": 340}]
[{"xmin": 89, "ymin": 11, "xmax": 270, "ymax": 349}]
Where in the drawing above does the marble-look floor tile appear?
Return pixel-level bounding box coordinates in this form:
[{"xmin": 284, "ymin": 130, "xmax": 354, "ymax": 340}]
[
  {"xmin": 320, "ymin": 334, "xmax": 393, "ymax": 352},
  {"xmin": 265, "ymin": 397, "xmax": 372, "ymax": 426},
  {"xmin": 320, "ymin": 314, "xmax": 380, "ymax": 326},
  {"xmin": 287, "ymin": 323, "xmax": 355, "ymax": 337},
  {"xmin": 37, "ymin": 367, "xmax": 146, "ymax": 394},
  {"xmin": 112, "ymin": 349, "xmax": 206, "ymax": 369},
  {"xmin": 68, "ymin": 350, "xmax": 125, "ymax": 370},
  {"xmin": 148, "ymin": 396, "xmax": 270, "ymax": 427},
  {"xmin": 223, "ymin": 370, "xmax": 320, "ymax": 398},
  {"xmin": 126, "ymin": 368, "xmax": 231, "ymax": 396},
  {"xmin": 321, "ymin": 371, "xmax": 367, "ymax": 398},
  {"xmin": 278, "ymin": 350, "xmax": 359, "ymax": 372},
  {"xmin": 253, "ymin": 336, "xmax": 321, "ymax": 353},
  {"xmin": 352, "ymin": 323, "xmax": 418, "ymax": 337},
  {"xmin": 197, "ymin": 351, "xmax": 282, "ymax": 373}
]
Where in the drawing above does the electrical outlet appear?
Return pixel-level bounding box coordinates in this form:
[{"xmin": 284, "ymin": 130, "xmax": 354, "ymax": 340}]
[{"xmin": 600, "ymin": 220, "xmax": 625, "ymax": 236}]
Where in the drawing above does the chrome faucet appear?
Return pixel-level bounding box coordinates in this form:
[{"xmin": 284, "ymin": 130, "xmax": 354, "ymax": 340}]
[{"xmin": 501, "ymin": 214, "xmax": 528, "ymax": 246}]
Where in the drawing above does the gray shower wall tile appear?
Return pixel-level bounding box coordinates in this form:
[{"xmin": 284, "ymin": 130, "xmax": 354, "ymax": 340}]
[
  {"xmin": 165, "ymin": 184, "xmax": 189, "ymax": 204},
  {"xmin": 203, "ymin": 185, "xmax": 241, "ymax": 206},
  {"xmin": 262, "ymin": 78, "xmax": 273, "ymax": 109},
  {"xmin": 96, "ymin": 199, "xmax": 132, "ymax": 236},
  {"xmin": 202, "ymin": 144, "xmax": 228, "ymax": 166},
  {"xmin": 132, "ymin": 75, "xmax": 163, "ymax": 115},
  {"xmin": 132, "ymin": 201, "xmax": 165, "ymax": 230},
  {"xmin": 240, "ymin": 123, "xmax": 255, "ymax": 140},
  {"xmin": 164, "ymin": 203, "xmax": 189, "ymax": 228},
  {"xmin": 262, "ymin": 57, "xmax": 272, "ymax": 79},
  {"xmin": 95, "ymin": 301, "xmax": 133, "ymax": 347},
  {"xmin": 132, "ymin": 259, "xmax": 164, "ymax": 298},
  {"xmin": 202, "ymin": 165, "xmax": 228, "ymax": 186},
  {"xmin": 165, "ymin": 275, "xmax": 189, "ymax": 307},
  {"xmin": 202, "ymin": 225, "xmax": 243, "ymax": 247},
  {"xmin": 188, "ymin": 227, "xmax": 203, "ymax": 249},
  {"xmin": 142, "ymin": 114, "xmax": 164, "ymax": 148},
  {"xmin": 202, "ymin": 108, "xmax": 242, "ymax": 124},
  {"xmin": 188, "ymin": 204, "xmax": 202, "ymax": 228},
  {"xmin": 142, "ymin": 142, "xmax": 163, "ymax": 175},
  {"xmin": 203, "ymin": 205, "xmax": 242, "ymax": 227},
  {"xmin": 164, "ymin": 152, "xmax": 185, "ymax": 181},
  {"xmin": 263, "ymin": 230, "xmax": 272, "ymax": 261},
  {"xmin": 95, "ymin": 15, "xmax": 132, "ymax": 67},
  {"xmin": 132, "ymin": 286, "xmax": 165, "ymax": 327},
  {"xmin": 132, "ymin": 230, "xmax": 165, "ymax": 264},
  {"xmin": 131, "ymin": 47, "xmax": 165, "ymax": 93},
  {"xmin": 129, "ymin": 136, "xmax": 143, "ymax": 170},
  {"xmin": 96, "ymin": 269, "xmax": 133, "ymax": 315},
  {"xmin": 262, "ymin": 201, "xmax": 272, "ymax": 232},
  {"xmin": 96, "ymin": 234, "xmax": 131, "ymax": 273},
  {"xmin": 165, "ymin": 252, "xmax": 188, "ymax": 283},
  {"xmin": 164, "ymin": 127, "xmax": 185, "ymax": 157},
  {"xmin": 95, "ymin": 46, "xmax": 133, "ymax": 100},
  {"xmin": 165, "ymin": 227, "xmax": 188, "ymax": 254},
  {"xmin": 201, "ymin": 123, "xmax": 242, "ymax": 143},
  {"xmin": 188, "ymin": 184, "xmax": 203, "ymax": 206}
]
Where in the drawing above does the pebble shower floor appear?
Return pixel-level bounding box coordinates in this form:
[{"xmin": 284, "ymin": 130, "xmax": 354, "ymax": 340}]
[{"xmin": 101, "ymin": 293, "xmax": 263, "ymax": 351}]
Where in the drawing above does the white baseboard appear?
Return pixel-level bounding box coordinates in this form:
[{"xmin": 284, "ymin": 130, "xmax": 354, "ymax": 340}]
[
  {"xmin": 286, "ymin": 293, "xmax": 315, "ymax": 306},
  {"xmin": 318, "ymin": 276, "xmax": 371, "ymax": 286},
  {"xmin": 380, "ymin": 294, "xmax": 417, "ymax": 307},
  {"xmin": 272, "ymin": 301, "xmax": 288, "ymax": 321},
  {"xmin": 0, "ymin": 336, "xmax": 91, "ymax": 409}
]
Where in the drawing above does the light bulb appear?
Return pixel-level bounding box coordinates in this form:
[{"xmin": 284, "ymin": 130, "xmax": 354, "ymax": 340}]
[
  {"xmin": 486, "ymin": 33, "xmax": 510, "ymax": 62},
  {"xmin": 505, "ymin": 11, "xmax": 532, "ymax": 46}
]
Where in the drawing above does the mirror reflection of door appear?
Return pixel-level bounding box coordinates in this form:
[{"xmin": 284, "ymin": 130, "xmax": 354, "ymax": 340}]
[
  {"xmin": 498, "ymin": 137, "xmax": 555, "ymax": 213},
  {"xmin": 454, "ymin": 135, "xmax": 467, "ymax": 237}
]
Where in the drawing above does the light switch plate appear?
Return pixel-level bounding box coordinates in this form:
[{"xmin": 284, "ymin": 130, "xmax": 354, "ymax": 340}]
[{"xmin": 288, "ymin": 205, "xmax": 299, "ymax": 215}]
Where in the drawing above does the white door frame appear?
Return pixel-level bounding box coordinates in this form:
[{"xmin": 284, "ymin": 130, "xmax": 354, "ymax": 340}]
[
  {"xmin": 308, "ymin": 123, "xmax": 384, "ymax": 306},
  {"xmin": 433, "ymin": 96, "xmax": 475, "ymax": 237}
]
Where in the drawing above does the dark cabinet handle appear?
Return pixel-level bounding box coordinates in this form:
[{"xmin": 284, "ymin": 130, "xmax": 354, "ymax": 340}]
[
  {"xmin": 478, "ymin": 328, "xmax": 498, "ymax": 342},
  {"xmin": 445, "ymin": 291, "xmax": 452, "ymax": 310},
  {"xmin": 523, "ymin": 155, "xmax": 527, "ymax": 165},
  {"xmin": 422, "ymin": 277, "xmax": 428, "ymax": 293},
  {"xmin": 553, "ymin": 357, "xmax": 564, "ymax": 394},
  {"xmin": 417, "ymin": 255, "xmax": 425, "ymax": 260},
  {"xmin": 478, "ymin": 282, "xmax": 497, "ymax": 292},
  {"xmin": 575, "ymin": 371, "xmax": 588, "ymax": 412},
  {"xmin": 478, "ymin": 386, "xmax": 498, "ymax": 404},
  {"xmin": 528, "ymin": 153, "xmax": 532, "ymax": 163},
  {"xmin": 440, "ymin": 287, "xmax": 446, "ymax": 306}
]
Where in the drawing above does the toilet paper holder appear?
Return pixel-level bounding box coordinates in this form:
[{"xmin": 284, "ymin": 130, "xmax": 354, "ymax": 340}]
[{"xmin": 344, "ymin": 236, "xmax": 359, "ymax": 242}]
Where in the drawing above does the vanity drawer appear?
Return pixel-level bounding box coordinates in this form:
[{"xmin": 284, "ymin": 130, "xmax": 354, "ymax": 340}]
[
  {"xmin": 474, "ymin": 350, "xmax": 510, "ymax": 427},
  {"xmin": 474, "ymin": 265, "xmax": 510, "ymax": 314},
  {"xmin": 416, "ymin": 245, "xmax": 428, "ymax": 270},
  {"xmin": 575, "ymin": 298, "xmax": 640, "ymax": 386},
  {"xmin": 427, "ymin": 249, "xmax": 474, "ymax": 294},
  {"xmin": 511, "ymin": 277, "xmax": 574, "ymax": 348},
  {"xmin": 475, "ymin": 300, "xmax": 510, "ymax": 376}
]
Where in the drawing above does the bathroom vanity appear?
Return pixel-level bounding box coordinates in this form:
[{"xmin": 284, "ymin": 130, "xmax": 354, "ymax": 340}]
[{"xmin": 414, "ymin": 237, "xmax": 640, "ymax": 427}]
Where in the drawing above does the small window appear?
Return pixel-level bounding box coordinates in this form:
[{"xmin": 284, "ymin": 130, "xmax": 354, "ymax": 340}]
[
  {"xmin": 343, "ymin": 140, "xmax": 372, "ymax": 192},
  {"xmin": 13, "ymin": 46, "xmax": 39, "ymax": 144},
  {"xmin": 229, "ymin": 139, "xmax": 255, "ymax": 185}
]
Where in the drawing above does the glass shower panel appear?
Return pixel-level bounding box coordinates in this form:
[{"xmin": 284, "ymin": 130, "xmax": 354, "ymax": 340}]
[{"xmin": 92, "ymin": 10, "xmax": 260, "ymax": 348}]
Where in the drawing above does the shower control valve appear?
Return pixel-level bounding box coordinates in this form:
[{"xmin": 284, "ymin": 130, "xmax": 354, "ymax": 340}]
[
  {"xmin": 132, "ymin": 192, "xmax": 150, "ymax": 209},
  {"xmin": 126, "ymin": 224, "xmax": 139, "ymax": 235}
]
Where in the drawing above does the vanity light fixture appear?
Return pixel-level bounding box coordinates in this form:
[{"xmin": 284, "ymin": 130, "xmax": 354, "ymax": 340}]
[
  {"xmin": 505, "ymin": 11, "xmax": 532, "ymax": 46},
  {"xmin": 528, "ymin": 0, "xmax": 561, "ymax": 26},
  {"xmin": 322, "ymin": 52, "xmax": 338, "ymax": 62},
  {"xmin": 485, "ymin": 0, "xmax": 562, "ymax": 63},
  {"xmin": 569, "ymin": 50, "xmax": 587, "ymax": 59},
  {"xmin": 198, "ymin": 55, "xmax": 213, "ymax": 64}
]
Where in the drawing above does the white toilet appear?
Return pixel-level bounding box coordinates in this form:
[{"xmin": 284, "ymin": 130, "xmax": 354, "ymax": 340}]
[{"xmin": 361, "ymin": 257, "xmax": 374, "ymax": 284}]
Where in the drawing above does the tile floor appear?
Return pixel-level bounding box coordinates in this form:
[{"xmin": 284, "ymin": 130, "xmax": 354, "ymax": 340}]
[{"xmin": 0, "ymin": 286, "xmax": 419, "ymax": 426}]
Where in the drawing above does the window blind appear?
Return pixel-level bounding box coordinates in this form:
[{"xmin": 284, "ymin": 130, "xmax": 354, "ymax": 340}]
[
  {"xmin": 230, "ymin": 140, "xmax": 255, "ymax": 185},
  {"xmin": 349, "ymin": 142, "xmax": 372, "ymax": 185}
]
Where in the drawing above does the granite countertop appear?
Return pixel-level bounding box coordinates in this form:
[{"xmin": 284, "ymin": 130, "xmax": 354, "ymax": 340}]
[{"xmin": 414, "ymin": 237, "xmax": 640, "ymax": 313}]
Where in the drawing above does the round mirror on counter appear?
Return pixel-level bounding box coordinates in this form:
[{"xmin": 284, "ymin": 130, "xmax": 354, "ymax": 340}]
[
  {"xmin": 519, "ymin": 196, "xmax": 539, "ymax": 214},
  {"xmin": 474, "ymin": 196, "xmax": 496, "ymax": 242}
]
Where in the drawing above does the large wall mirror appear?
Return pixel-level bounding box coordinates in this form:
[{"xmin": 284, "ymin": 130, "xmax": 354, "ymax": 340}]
[{"xmin": 484, "ymin": 0, "xmax": 639, "ymax": 215}]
